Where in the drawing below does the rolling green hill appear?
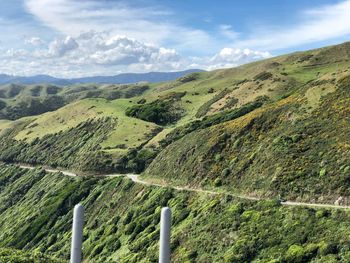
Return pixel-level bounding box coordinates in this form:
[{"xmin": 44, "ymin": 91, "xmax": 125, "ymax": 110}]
[
  {"xmin": 1, "ymin": 41, "xmax": 350, "ymax": 262},
  {"xmin": 0, "ymin": 83, "xmax": 149, "ymax": 120},
  {"xmin": 0, "ymin": 41, "xmax": 349, "ymax": 179}
]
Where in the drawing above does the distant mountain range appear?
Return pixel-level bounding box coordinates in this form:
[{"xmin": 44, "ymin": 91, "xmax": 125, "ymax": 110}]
[{"xmin": 0, "ymin": 69, "xmax": 204, "ymax": 85}]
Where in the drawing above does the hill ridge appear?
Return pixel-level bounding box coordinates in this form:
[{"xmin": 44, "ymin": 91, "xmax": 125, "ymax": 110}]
[{"xmin": 0, "ymin": 69, "xmax": 204, "ymax": 85}]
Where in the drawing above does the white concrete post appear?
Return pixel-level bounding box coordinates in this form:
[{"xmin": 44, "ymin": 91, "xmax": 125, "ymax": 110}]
[
  {"xmin": 159, "ymin": 207, "xmax": 172, "ymax": 263},
  {"xmin": 70, "ymin": 203, "xmax": 84, "ymax": 263}
]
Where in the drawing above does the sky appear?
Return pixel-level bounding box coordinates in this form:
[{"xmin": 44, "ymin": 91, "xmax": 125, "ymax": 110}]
[{"xmin": 1, "ymin": 0, "xmax": 350, "ymax": 77}]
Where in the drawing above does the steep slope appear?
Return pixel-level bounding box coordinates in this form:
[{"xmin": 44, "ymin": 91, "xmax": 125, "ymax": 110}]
[
  {"xmin": 2, "ymin": 165, "xmax": 350, "ymax": 262},
  {"xmin": 145, "ymin": 71, "xmax": 350, "ymax": 204}
]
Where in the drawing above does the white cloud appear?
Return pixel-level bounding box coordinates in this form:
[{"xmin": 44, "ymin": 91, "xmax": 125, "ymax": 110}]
[
  {"xmin": 219, "ymin": 25, "xmax": 239, "ymax": 40},
  {"xmin": 235, "ymin": 0, "xmax": 350, "ymax": 50},
  {"xmin": 23, "ymin": 0, "xmax": 350, "ymax": 54},
  {"xmin": 25, "ymin": 37, "xmax": 44, "ymax": 46},
  {"xmin": 0, "ymin": 30, "xmax": 270, "ymax": 77},
  {"xmin": 0, "ymin": 32, "xmax": 183, "ymax": 77},
  {"xmin": 23, "ymin": 0, "xmax": 216, "ymax": 53},
  {"xmin": 189, "ymin": 48, "xmax": 271, "ymax": 71},
  {"xmin": 212, "ymin": 48, "xmax": 271, "ymax": 63},
  {"xmin": 4, "ymin": 48, "xmax": 29, "ymax": 59},
  {"xmin": 86, "ymin": 35, "xmax": 180, "ymax": 66},
  {"xmin": 48, "ymin": 36, "xmax": 78, "ymax": 57}
]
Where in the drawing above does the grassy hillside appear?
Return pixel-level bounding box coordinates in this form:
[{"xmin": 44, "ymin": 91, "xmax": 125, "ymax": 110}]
[
  {"xmin": 0, "ymin": 43, "xmax": 350, "ymax": 186},
  {"xmin": 144, "ymin": 71, "xmax": 350, "ymax": 204},
  {"xmin": 1, "ymin": 42, "xmax": 349, "ymax": 176},
  {"xmin": 3, "ymin": 165, "xmax": 350, "ymax": 262},
  {"xmin": 0, "ymin": 83, "xmax": 149, "ymax": 120}
]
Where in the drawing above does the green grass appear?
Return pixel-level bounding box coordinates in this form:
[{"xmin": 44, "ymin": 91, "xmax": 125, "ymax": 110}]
[
  {"xmin": 9, "ymin": 98, "xmax": 160, "ymax": 154},
  {"xmin": 100, "ymin": 99, "xmax": 160, "ymax": 152}
]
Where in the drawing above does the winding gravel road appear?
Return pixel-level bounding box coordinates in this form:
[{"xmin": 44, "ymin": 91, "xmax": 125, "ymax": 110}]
[{"xmin": 12, "ymin": 164, "xmax": 350, "ymax": 210}]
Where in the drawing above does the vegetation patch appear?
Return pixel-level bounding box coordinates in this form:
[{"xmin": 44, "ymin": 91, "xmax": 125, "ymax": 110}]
[
  {"xmin": 177, "ymin": 72, "xmax": 200, "ymax": 83},
  {"xmin": 125, "ymin": 93, "xmax": 185, "ymax": 125},
  {"xmin": 161, "ymin": 99, "xmax": 264, "ymax": 147},
  {"xmin": 195, "ymin": 88, "xmax": 231, "ymax": 118},
  {"xmin": 2, "ymin": 166, "xmax": 350, "ymax": 262},
  {"xmin": 0, "ymin": 247, "xmax": 63, "ymax": 263},
  {"xmin": 253, "ymin": 71, "xmax": 273, "ymax": 81}
]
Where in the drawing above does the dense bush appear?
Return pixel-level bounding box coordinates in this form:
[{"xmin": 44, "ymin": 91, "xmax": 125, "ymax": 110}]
[
  {"xmin": 254, "ymin": 71, "xmax": 273, "ymax": 81},
  {"xmin": 0, "ymin": 100, "xmax": 6, "ymax": 110},
  {"xmin": 177, "ymin": 72, "xmax": 200, "ymax": 83},
  {"xmin": 0, "ymin": 248, "xmax": 63, "ymax": 263},
  {"xmin": 1, "ymin": 96, "xmax": 65, "ymax": 120},
  {"xmin": 1, "ymin": 165, "xmax": 350, "ymax": 262},
  {"xmin": 125, "ymin": 149, "xmax": 158, "ymax": 173},
  {"xmin": 126, "ymin": 97, "xmax": 183, "ymax": 125}
]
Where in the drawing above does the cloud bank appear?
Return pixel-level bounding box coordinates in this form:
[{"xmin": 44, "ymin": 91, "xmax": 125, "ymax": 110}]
[{"xmin": 0, "ymin": 31, "xmax": 271, "ymax": 77}]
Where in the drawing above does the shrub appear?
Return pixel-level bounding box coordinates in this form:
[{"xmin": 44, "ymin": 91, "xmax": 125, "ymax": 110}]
[
  {"xmin": 214, "ymin": 178, "xmax": 222, "ymax": 187},
  {"xmin": 318, "ymin": 241, "xmax": 337, "ymax": 256},
  {"xmin": 0, "ymin": 100, "xmax": 6, "ymax": 110},
  {"xmin": 215, "ymin": 154, "xmax": 222, "ymax": 162},
  {"xmin": 124, "ymin": 222, "xmax": 136, "ymax": 235},
  {"xmin": 125, "ymin": 99, "xmax": 183, "ymax": 125},
  {"xmin": 285, "ymin": 245, "xmax": 306, "ymax": 262},
  {"xmin": 178, "ymin": 72, "xmax": 200, "ymax": 83},
  {"xmin": 254, "ymin": 71, "xmax": 273, "ymax": 81},
  {"xmin": 123, "ymin": 211, "xmax": 133, "ymax": 225},
  {"xmin": 233, "ymin": 138, "xmax": 241, "ymax": 149},
  {"xmin": 221, "ymin": 168, "xmax": 230, "ymax": 177},
  {"xmin": 319, "ymin": 168, "xmax": 327, "ymax": 177},
  {"xmin": 207, "ymin": 88, "xmax": 214, "ymax": 93},
  {"xmin": 90, "ymin": 244, "xmax": 104, "ymax": 257},
  {"xmin": 137, "ymin": 98, "xmax": 146, "ymax": 104}
]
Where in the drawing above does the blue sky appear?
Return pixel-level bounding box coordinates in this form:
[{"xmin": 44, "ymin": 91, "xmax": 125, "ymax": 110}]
[{"xmin": 1, "ymin": 0, "xmax": 350, "ymax": 77}]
